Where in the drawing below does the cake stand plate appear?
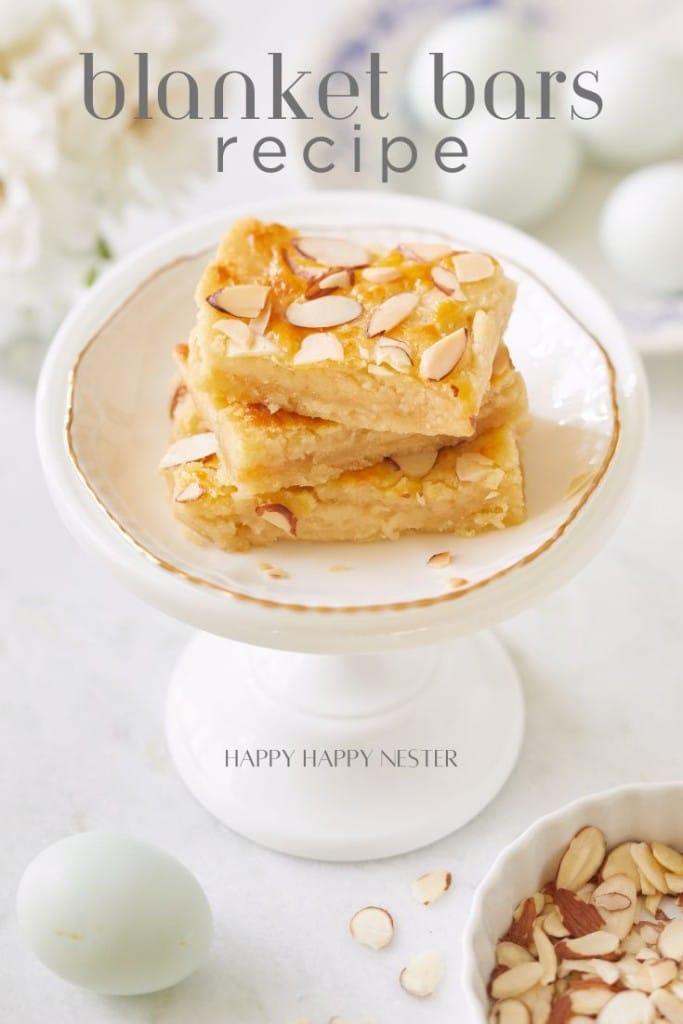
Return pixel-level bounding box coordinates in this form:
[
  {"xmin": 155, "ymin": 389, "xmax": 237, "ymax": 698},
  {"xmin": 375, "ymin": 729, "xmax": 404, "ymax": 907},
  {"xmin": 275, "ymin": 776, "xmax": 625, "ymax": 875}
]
[{"xmin": 36, "ymin": 190, "xmax": 647, "ymax": 860}]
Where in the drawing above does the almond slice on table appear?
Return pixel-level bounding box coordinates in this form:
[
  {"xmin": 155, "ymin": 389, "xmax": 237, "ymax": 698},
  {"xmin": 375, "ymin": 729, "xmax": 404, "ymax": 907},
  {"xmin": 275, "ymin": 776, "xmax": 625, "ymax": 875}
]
[
  {"xmin": 255, "ymin": 503, "xmax": 297, "ymax": 536},
  {"xmin": 419, "ymin": 327, "xmax": 468, "ymax": 380},
  {"xmin": 293, "ymin": 236, "xmax": 369, "ymax": 268},
  {"xmin": 399, "ymin": 951, "xmax": 444, "ymax": 997},
  {"xmin": 391, "ymin": 449, "xmax": 439, "ymax": 479},
  {"xmin": 362, "ymin": 265, "xmax": 402, "ymax": 284},
  {"xmin": 349, "ymin": 906, "xmax": 394, "ymax": 950},
  {"xmin": 490, "ymin": 1000, "xmax": 531, "ymax": 1023},
  {"xmin": 367, "ymin": 292, "xmax": 419, "ymax": 337},
  {"xmin": 399, "ymin": 241, "xmax": 453, "ymax": 261},
  {"xmin": 160, "ymin": 432, "xmax": 218, "ymax": 468},
  {"xmin": 374, "ymin": 336, "xmax": 413, "ymax": 371},
  {"xmin": 453, "ymin": 251, "xmax": 495, "ymax": 282},
  {"xmin": 430, "ymin": 265, "xmax": 466, "ymax": 299},
  {"xmin": 286, "ymin": 295, "xmax": 362, "ymax": 329},
  {"xmin": 491, "ymin": 961, "xmax": 544, "ymax": 1001},
  {"xmin": 556, "ymin": 826, "xmax": 607, "ymax": 892},
  {"xmin": 412, "ymin": 870, "xmax": 452, "ymax": 906},
  {"xmin": 207, "ymin": 284, "xmax": 270, "ymax": 318},
  {"xmin": 293, "ymin": 333, "xmax": 344, "ymax": 364},
  {"xmin": 174, "ymin": 482, "xmax": 205, "ymax": 503}
]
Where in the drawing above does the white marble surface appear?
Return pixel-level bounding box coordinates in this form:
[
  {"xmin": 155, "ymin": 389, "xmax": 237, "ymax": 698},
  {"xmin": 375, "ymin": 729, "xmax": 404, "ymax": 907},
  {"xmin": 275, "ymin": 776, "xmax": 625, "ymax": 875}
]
[{"xmin": 3, "ymin": 1, "xmax": 683, "ymax": 1021}]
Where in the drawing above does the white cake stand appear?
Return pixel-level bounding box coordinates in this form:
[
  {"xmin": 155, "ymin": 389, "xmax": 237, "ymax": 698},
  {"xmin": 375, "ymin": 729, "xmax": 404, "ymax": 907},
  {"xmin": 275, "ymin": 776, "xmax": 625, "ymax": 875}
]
[{"xmin": 36, "ymin": 191, "xmax": 647, "ymax": 861}]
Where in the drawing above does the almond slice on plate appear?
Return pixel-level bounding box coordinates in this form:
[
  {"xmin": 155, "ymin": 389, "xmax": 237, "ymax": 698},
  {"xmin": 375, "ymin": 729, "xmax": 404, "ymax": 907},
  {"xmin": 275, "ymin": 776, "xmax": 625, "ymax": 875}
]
[
  {"xmin": 175, "ymin": 482, "xmax": 205, "ymax": 503},
  {"xmin": 491, "ymin": 961, "xmax": 544, "ymax": 1001},
  {"xmin": 453, "ymin": 251, "xmax": 495, "ymax": 282},
  {"xmin": 556, "ymin": 826, "xmax": 607, "ymax": 892},
  {"xmin": 419, "ymin": 327, "xmax": 468, "ymax": 380},
  {"xmin": 207, "ymin": 284, "xmax": 270, "ymax": 318},
  {"xmin": 391, "ymin": 449, "xmax": 439, "ymax": 478},
  {"xmin": 293, "ymin": 333, "xmax": 344, "ymax": 365},
  {"xmin": 255, "ymin": 503, "xmax": 297, "ymax": 536},
  {"xmin": 160, "ymin": 432, "xmax": 218, "ymax": 468},
  {"xmin": 430, "ymin": 265, "xmax": 466, "ymax": 298},
  {"xmin": 412, "ymin": 870, "xmax": 452, "ymax": 906},
  {"xmin": 349, "ymin": 906, "xmax": 394, "ymax": 950},
  {"xmin": 427, "ymin": 551, "xmax": 452, "ymax": 569},
  {"xmin": 286, "ymin": 295, "xmax": 362, "ymax": 329},
  {"xmin": 399, "ymin": 242, "xmax": 453, "ymax": 262},
  {"xmin": 399, "ymin": 951, "xmax": 444, "ymax": 997},
  {"xmin": 367, "ymin": 292, "xmax": 419, "ymax": 337},
  {"xmin": 362, "ymin": 265, "xmax": 402, "ymax": 284},
  {"xmin": 293, "ymin": 236, "xmax": 369, "ymax": 268}
]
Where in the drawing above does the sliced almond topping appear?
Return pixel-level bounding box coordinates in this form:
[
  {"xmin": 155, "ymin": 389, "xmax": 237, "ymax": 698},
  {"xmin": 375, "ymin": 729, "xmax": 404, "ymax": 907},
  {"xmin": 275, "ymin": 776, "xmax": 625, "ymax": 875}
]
[
  {"xmin": 362, "ymin": 265, "xmax": 402, "ymax": 284},
  {"xmin": 453, "ymin": 251, "xmax": 495, "ymax": 283},
  {"xmin": 283, "ymin": 247, "xmax": 319, "ymax": 280},
  {"xmin": 319, "ymin": 268, "xmax": 354, "ymax": 290},
  {"xmin": 556, "ymin": 930, "xmax": 619, "ymax": 959},
  {"xmin": 367, "ymin": 363, "xmax": 392, "ymax": 377},
  {"xmin": 286, "ymin": 295, "xmax": 362, "ymax": 329},
  {"xmin": 374, "ymin": 337, "xmax": 413, "ymax": 371},
  {"xmin": 293, "ymin": 236, "xmax": 369, "ymax": 268},
  {"xmin": 349, "ymin": 906, "xmax": 394, "ymax": 950},
  {"xmin": 430, "ymin": 265, "xmax": 466, "ymax": 299},
  {"xmin": 255, "ymin": 503, "xmax": 297, "ymax": 536},
  {"xmin": 399, "ymin": 951, "xmax": 444, "ymax": 998},
  {"xmin": 455, "ymin": 452, "xmax": 499, "ymax": 484},
  {"xmin": 653, "ymin": 843, "xmax": 683, "ymax": 876},
  {"xmin": 596, "ymin": 990, "xmax": 653, "ymax": 1023},
  {"xmin": 249, "ymin": 300, "xmax": 272, "ymax": 335},
  {"xmin": 419, "ymin": 327, "xmax": 468, "ymax": 381},
  {"xmin": 391, "ymin": 449, "xmax": 439, "ymax": 479},
  {"xmin": 399, "ymin": 242, "xmax": 453, "ymax": 262},
  {"xmin": 411, "ymin": 870, "xmax": 452, "ymax": 906},
  {"xmin": 207, "ymin": 284, "xmax": 270, "ymax": 318},
  {"xmin": 427, "ymin": 551, "xmax": 452, "ymax": 569},
  {"xmin": 214, "ymin": 318, "xmax": 254, "ymax": 347},
  {"xmin": 658, "ymin": 920, "xmax": 683, "ymax": 960},
  {"xmin": 293, "ymin": 332, "xmax": 344, "ymax": 365},
  {"xmin": 491, "ymin": 962, "xmax": 544, "ymax": 1001},
  {"xmin": 160, "ymin": 432, "xmax": 218, "ymax": 469},
  {"xmin": 556, "ymin": 827, "xmax": 607, "ymax": 892},
  {"xmin": 367, "ymin": 292, "xmax": 418, "ymax": 337},
  {"xmin": 175, "ymin": 482, "xmax": 204, "ymax": 503},
  {"xmin": 490, "ymin": 1000, "xmax": 531, "ymax": 1024}
]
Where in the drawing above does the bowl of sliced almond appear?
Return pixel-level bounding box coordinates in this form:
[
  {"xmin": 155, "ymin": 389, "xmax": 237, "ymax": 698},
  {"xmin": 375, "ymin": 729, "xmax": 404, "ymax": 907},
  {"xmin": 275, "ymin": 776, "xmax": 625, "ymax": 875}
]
[{"xmin": 463, "ymin": 782, "xmax": 683, "ymax": 1023}]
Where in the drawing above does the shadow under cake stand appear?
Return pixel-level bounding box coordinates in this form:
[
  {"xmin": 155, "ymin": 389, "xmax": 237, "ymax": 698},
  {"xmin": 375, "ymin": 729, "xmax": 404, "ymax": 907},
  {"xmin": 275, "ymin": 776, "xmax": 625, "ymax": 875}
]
[{"xmin": 36, "ymin": 191, "xmax": 648, "ymax": 861}]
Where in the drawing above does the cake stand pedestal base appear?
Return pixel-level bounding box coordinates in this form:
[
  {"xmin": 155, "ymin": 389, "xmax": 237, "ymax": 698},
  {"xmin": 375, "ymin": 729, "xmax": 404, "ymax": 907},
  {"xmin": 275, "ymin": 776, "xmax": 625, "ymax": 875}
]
[{"xmin": 166, "ymin": 630, "xmax": 524, "ymax": 861}]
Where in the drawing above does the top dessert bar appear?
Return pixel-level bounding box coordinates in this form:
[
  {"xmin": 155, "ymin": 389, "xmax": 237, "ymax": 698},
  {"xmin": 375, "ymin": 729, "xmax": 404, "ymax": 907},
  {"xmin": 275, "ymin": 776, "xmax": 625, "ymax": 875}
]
[{"xmin": 187, "ymin": 218, "xmax": 517, "ymax": 436}]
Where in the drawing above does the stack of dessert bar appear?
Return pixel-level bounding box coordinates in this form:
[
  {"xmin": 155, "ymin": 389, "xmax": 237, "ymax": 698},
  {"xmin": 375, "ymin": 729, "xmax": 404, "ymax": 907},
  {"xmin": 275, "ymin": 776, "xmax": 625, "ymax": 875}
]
[{"xmin": 160, "ymin": 218, "xmax": 528, "ymax": 551}]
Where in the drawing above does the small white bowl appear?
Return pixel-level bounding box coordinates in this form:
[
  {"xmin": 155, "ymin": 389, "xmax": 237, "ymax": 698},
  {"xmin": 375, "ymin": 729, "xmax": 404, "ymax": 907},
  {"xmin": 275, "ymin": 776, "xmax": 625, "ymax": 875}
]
[{"xmin": 462, "ymin": 781, "xmax": 683, "ymax": 1021}]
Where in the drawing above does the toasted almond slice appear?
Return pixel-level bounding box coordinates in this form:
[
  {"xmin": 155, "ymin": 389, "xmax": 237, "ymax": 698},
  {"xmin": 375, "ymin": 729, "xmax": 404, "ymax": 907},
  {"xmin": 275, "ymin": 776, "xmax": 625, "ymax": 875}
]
[
  {"xmin": 496, "ymin": 942, "xmax": 534, "ymax": 968},
  {"xmin": 255, "ymin": 503, "xmax": 297, "ymax": 536},
  {"xmin": 453, "ymin": 251, "xmax": 495, "ymax": 282},
  {"xmin": 293, "ymin": 236, "xmax": 368, "ymax": 268},
  {"xmin": 658, "ymin": 919, "xmax": 683, "ymax": 959},
  {"xmin": 430, "ymin": 265, "xmax": 466, "ymax": 299},
  {"xmin": 214, "ymin": 318, "xmax": 254, "ymax": 349},
  {"xmin": 491, "ymin": 962, "xmax": 544, "ymax": 1001},
  {"xmin": 349, "ymin": 906, "xmax": 394, "ymax": 950},
  {"xmin": 249, "ymin": 300, "xmax": 272, "ymax": 335},
  {"xmin": 651, "ymin": 988, "xmax": 683, "ymax": 1024},
  {"xmin": 412, "ymin": 870, "xmax": 452, "ymax": 906},
  {"xmin": 427, "ymin": 551, "xmax": 452, "ymax": 569},
  {"xmin": 490, "ymin": 1000, "xmax": 531, "ymax": 1024},
  {"xmin": 362, "ymin": 265, "xmax": 402, "ymax": 284},
  {"xmin": 174, "ymin": 482, "xmax": 205, "ymax": 503},
  {"xmin": 286, "ymin": 295, "xmax": 362, "ymax": 329},
  {"xmin": 533, "ymin": 923, "xmax": 557, "ymax": 985},
  {"xmin": 653, "ymin": 843, "xmax": 683, "ymax": 876},
  {"xmin": 596, "ymin": 990, "xmax": 654, "ymax": 1023},
  {"xmin": 318, "ymin": 268, "xmax": 354, "ymax": 290},
  {"xmin": 160, "ymin": 432, "xmax": 218, "ymax": 469},
  {"xmin": 391, "ymin": 448, "xmax": 439, "ymax": 479},
  {"xmin": 602, "ymin": 842, "xmax": 641, "ymax": 886},
  {"xmin": 556, "ymin": 827, "xmax": 607, "ymax": 892},
  {"xmin": 419, "ymin": 327, "xmax": 468, "ymax": 380},
  {"xmin": 374, "ymin": 337, "xmax": 413, "ymax": 371},
  {"xmin": 367, "ymin": 292, "xmax": 419, "ymax": 337},
  {"xmin": 283, "ymin": 247, "xmax": 319, "ymax": 280},
  {"xmin": 455, "ymin": 452, "xmax": 497, "ymax": 483},
  {"xmin": 557, "ymin": 930, "xmax": 619, "ymax": 959},
  {"xmin": 631, "ymin": 843, "xmax": 669, "ymax": 894},
  {"xmin": 293, "ymin": 332, "xmax": 344, "ymax": 365},
  {"xmin": 207, "ymin": 284, "xmax": 270, "ymax": 318},
  {"xmin": 399, "ymin": 950, "xmax": 444, "ymax": 997},
  {"xmin": 399, "ymin": 242, "xmax": 453, "ymax": 262}
]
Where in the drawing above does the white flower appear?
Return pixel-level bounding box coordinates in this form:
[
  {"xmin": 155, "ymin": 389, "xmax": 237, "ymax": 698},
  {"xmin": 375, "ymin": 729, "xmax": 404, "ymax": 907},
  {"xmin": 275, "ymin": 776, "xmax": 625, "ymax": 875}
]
[{"xmin": 0, "ymin": 175, "xmax": 42, "ymax": 274}]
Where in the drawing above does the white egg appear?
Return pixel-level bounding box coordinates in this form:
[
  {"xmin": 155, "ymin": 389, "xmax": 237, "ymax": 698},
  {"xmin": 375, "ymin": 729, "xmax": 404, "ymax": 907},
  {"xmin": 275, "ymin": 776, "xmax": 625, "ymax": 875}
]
[
  {"xmin": 436, "ymin": 114, "xmax": 581, "ymax": 228},
  {"xmin": 16, "ymin": 832, "xmax": 213, "ymax": 995},
  {"xmin": 600, "ymin": 162, "xmax": 683, "ymax": 295},
  {"xmin": 571, "ymin": 42, "xmax": 683, "ymax": 167},
  {"xmin": 407, "ymin": 9, "xmax": 540, "ymax": 130}
]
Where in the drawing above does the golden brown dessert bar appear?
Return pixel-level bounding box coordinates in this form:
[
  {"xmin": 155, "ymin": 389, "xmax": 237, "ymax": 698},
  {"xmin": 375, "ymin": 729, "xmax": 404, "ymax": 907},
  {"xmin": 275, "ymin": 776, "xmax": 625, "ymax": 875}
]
[{"xmin": 186, "ymin": 218, "xmax": 517, "ymax": 437}]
